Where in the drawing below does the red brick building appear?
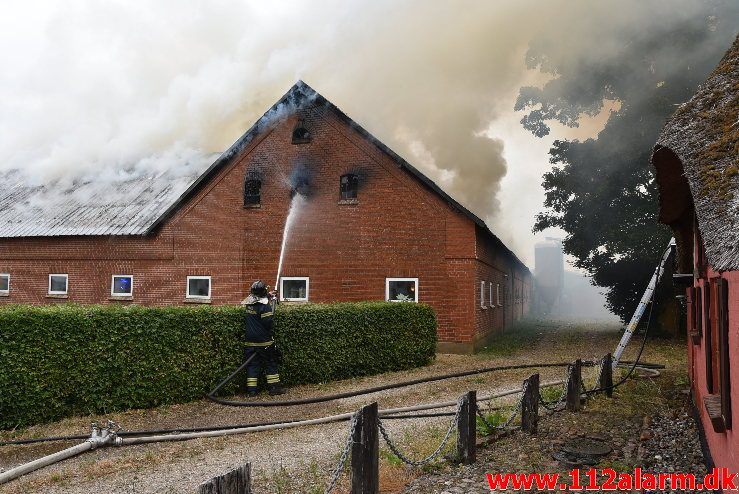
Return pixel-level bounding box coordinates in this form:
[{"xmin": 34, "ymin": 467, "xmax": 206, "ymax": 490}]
[
  {"xmin": 0, "ymin": 81, "xmax": 531, "ymax": 353},
  {"xmin": 652, "ymin": 36, "xmax": 738, "ymax": 476}
]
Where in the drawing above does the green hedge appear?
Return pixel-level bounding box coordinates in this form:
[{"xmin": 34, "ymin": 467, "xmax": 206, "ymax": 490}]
[{"xmin": 0, "ymin": 302, "xmax": 436, "ymax": 429}]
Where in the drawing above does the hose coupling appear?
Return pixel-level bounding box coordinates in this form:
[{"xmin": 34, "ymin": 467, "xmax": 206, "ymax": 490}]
[{"xmin": 86, "ymin": 423, "xmax": 118, "ymax": 450}]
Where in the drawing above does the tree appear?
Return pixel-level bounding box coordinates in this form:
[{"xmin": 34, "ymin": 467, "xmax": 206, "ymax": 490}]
[{"xmin": 516, "ymin": 2, "xmax": 739, "ymax": 321}]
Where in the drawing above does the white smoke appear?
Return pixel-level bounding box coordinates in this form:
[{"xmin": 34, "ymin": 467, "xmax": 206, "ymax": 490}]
[{"xmin": 0, "ymin": 0, "xmax": 727, "ymax": 259}]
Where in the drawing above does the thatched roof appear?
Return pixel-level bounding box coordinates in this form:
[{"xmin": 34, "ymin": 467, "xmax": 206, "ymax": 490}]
[{"xmin": 653, "ymin": 34, "xmax": 739, "ymax": 271}]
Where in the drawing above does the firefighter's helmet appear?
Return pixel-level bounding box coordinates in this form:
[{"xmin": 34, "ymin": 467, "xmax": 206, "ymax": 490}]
[{"xmin": 250, "ymin": 280, "xmax": 268, "ymax": 297}]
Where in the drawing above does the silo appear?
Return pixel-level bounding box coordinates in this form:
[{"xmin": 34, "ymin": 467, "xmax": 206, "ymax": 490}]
[{"xmin": 534, "ymin": 237, "xmax": 564, "ymax": 315}]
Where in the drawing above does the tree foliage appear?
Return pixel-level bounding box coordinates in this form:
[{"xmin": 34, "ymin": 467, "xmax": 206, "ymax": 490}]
[{"xmin": 516, "ymin": 2, "xmax": 739, "ymax": 320}]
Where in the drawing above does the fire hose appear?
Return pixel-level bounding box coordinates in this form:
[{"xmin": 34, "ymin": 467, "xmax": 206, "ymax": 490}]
[{"xmin": 0, "ymin": 380, "xmax": 565, "ymax": 485}]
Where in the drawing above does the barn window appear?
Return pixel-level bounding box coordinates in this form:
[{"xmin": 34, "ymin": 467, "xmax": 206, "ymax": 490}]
[
  {"xmin": 111, "ymin": 275, "xmax": 133, "ymax": 297},
  {"xmin": 489, "ymin": 282, "xmax": 494, "ymax": 308},
  {"xmin": 0, "ymin": 273, "xmax": 9, "ymax": 295},
  {"xmin": 340, "ymin": 174, "xmax": 358, "ymax": 200},
  {"xmin": 292, "ymin": 119, "xmax": 311, "ymax": 144},
  {"xmin": 186, "ymin": 276, "xmax": 211, "ymax": 299},
  {"xmin": 496, "ymin": 283, "xmax": 501, "ymax": 306},
  {"xmin": 280, "ymin": 277, "xmax": 309, "ymax": 302},
  {"xmin": 244, "ymin": 176, "xmax": 262, "ymax": 207},
  {"xmin": 480, "ymin": 281, "xmax": 486, "ymax": 308},
  {"xmin": 49, "ymin": 274, "xmax": 68, "ymax": 295},
  {"xmin": 386, "ymin": 278, "xmax": 418, "ymax": 302}
]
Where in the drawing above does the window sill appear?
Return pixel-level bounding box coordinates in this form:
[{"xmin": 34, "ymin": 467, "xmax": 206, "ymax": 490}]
[
  {"xmin": 480, "ymin": 306, "xmax": 488, "ymax": 310},
  {"xmin": 689, "ymin": 329, "xmax": 701, "ymax": 345},
  {"xmin": 109, "ymin": 296, "xmax": 134, "ymax": 302},
  {"xmin": 46, "ymin": 294, "xmax": 69, "ymax": 299},
  {"xmin": 184, "ymin": 298, "xmax": 212, "ymax": 304},
  {"xmin": 0, "ymin": 292, "xmax": 8, "ymax": 297},
  {"xmin": 703, "ymin": 394, "xmax": 727, "ymax": 432},
  {"xmin": 243, "ymin": 204, "xmax": 261, "ymax": 209},
  {"xmin": 338, "ymin": 199, "xmax": 359, "ymax": 205}
]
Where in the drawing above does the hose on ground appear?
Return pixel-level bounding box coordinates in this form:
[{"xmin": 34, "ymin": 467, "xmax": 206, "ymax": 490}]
[{"xmin": 206, "ymin": 361, "xmax": 591, "ymax": 407}]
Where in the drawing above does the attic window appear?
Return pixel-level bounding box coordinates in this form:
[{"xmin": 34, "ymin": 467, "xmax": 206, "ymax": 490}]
[
  {"xmin": 292, "ymin": 119, "xmax": 311, "ymax": 144},
  {"xmin": 244, "ymin": 175, "xmax": 261, "ymax": 207},
  {"xmin": 340, "ymin": 174, "xmax": 358, "ymax": 200}
]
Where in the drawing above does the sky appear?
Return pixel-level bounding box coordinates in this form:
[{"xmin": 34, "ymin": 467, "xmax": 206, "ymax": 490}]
[{"xmin": 0, "ymin": 0, "xmax": 721, "ymax": 278}]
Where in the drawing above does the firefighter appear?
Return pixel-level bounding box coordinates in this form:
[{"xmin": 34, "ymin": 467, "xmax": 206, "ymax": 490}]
[{"xmin": 243, "ymin": 280, "xmax": 285, "ymax": 396}]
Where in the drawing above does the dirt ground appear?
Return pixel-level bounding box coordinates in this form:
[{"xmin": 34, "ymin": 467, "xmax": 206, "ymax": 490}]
[{"xmin": 0, "ymin": 319, "xmax": 686, "ymax": 493}]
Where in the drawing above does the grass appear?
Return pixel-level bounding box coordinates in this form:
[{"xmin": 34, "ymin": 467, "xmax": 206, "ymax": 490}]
[
  {"xmin": 476, "ymin": 409, "xmax": 504, "ymax": 435},
  {"xmin": 540, "ymin": 384, "xmax": 565, "ymax": 403},
  {"xmin": 477, "ymin": 319, "xmax": 551, "ymax": 356}
]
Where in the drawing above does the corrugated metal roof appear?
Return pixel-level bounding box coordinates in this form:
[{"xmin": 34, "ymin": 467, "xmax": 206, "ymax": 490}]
[{"xmin": 0, "ymin": 160, "xmax": 215, "ymax": 237}]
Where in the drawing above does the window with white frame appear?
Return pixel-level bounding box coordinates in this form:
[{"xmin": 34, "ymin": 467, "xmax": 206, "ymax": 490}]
[
  {"xmin": 280, "ymin": 277, "xmax": 309, "ymax": 301},
  {"xmin": 111, "ymin": 275, "xmax": 133, "ymax": 297},
  {"xmin": 49, "ymin": 274, "xmax": 68, "ymax": 295},
  {"xmin": 480, "ymin": 281, "xmax": 486, "ymax": 308},
  {"xmin": 0, "ymin": 273, "xmax": 9, "ymax": 294},
  {"xmin": 186, "ymin": 276, "xmax": 211, "ymax": 299},
  {"xmin": 489, "ymin": 282, "xmax": 494, "ymax": 308},
  {"xmin": 386, "ymin": 278, "xmax": 418, "ymax": 302},
  {"xmin": 496, "ymin": 283, "xmax": 501, "ymax": 306}
]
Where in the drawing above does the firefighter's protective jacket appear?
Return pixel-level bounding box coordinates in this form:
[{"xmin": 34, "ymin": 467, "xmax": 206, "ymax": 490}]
[{"xmin": 244, "ymin": 301, "xmax": 275, "ymax": 346}]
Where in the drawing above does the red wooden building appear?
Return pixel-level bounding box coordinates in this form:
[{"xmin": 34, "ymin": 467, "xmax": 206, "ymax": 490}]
[
  {"xmin": 652, "ymin": 35, "xmax": 739, "ymax": 475},
  {"xmin": 0, "ymin": 82, "xmax": 531, "ymax": 353}
]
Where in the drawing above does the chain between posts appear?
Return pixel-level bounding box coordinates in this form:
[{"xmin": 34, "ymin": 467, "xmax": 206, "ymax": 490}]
[
  {"xmin": 376, "ymin": 398, "xmax": 463, "ymax": 467},
  {"xmin": 539, "ymin": 364, "xmax": 572, "ymax": 412},
  {"xmin": 593, "ymin": 357, "xmax": 605, "ymax": 392},
  {"xmin": 324, "ymin": 412, "xmax": 359, "ymax": 494},
  {"xmin": 476, "ymin": 379, "xmax": 529, "ymax": 432}
]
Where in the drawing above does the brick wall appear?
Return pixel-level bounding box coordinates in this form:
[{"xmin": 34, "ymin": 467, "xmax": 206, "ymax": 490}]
[{"xmin": 0, "ymin": 104, "xmax": 529, "ymax": 349}]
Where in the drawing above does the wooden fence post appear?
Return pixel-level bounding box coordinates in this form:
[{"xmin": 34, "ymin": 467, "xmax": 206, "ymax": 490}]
[
  {"xmin": 351, "ymin": 402, "xmax": 379, "ymax": 494},
  {"xmin": 521, "ymin": 374, "xmax": 539, "ymax": 434},
  {"xmin": 456, "ymin": 390, "xmax": 476, "ymax": 464},
  {"xmin": 600, "ymin": 353, "xmax": 613, "ymax": 397},
  {"xmin": 566, "ymin": 359, "xmax": 582, "ymax": 412},
  {"xmin": 197, "ymin": 463, "xmax": 251, "ymax": 494}
]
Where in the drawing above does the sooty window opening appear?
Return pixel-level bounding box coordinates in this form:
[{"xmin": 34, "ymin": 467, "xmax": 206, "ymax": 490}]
[
  {"xmin": 292, "ymin": 119, "xmax": 311, "ymax": 144},
  {"xmin": 244, "ymin": 174, "xmax": 262, "ymax": 206},
  {"xmin": 280, "ymin": 277, "xmax": 309, "ymax": 302},
  {"xmin": 386, "ymin": 278, "xmax": 418, "ymax": 302},
  {"xmin": 111, "ymin": 275, "xmax": 133, "ymax": 297},
  {"xmin": 340, "ymin": 174, "xmax": 359, "ymax": 200}
]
